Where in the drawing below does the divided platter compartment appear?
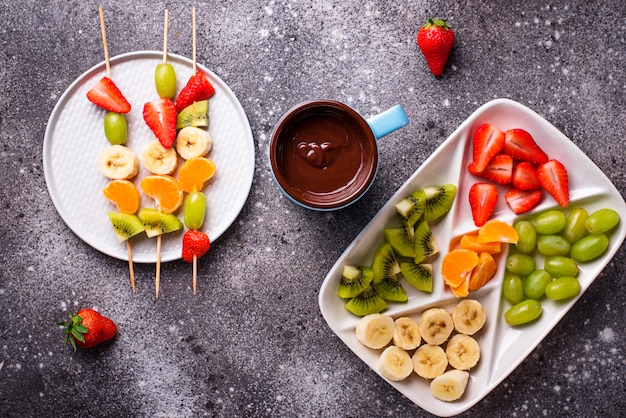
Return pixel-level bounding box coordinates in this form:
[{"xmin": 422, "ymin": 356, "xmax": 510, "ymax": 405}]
[{"xmin": 319, "ymin": 98, "xmax": 626, "ymax": 417}]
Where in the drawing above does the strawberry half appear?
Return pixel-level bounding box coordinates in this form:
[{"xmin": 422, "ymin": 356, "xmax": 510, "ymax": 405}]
[
  {"xmin": 505, "ymin": 188, "xmax": 543, "ymax": 214},
  {"xmin": 60, "ymin": 308, "xmax": 117, "ymax": 351},
  {"xmin": 87, "ymin": 77, "xmax": 131, "ymax": 113},
  {"xmin": 512, "ymin": 161, "xmax": 541, "ymax": 190},
  {"xmin": 471, "ymin": 123, "xmax": 505, "ymax": 173},
  {"xmin": 469, "ymin": 182, "xmax": 498, "ymax": 227},
  {"xmin": 502, "ymin": 129, "xmax": 548, "ymax": 164},
  {"xmin": 182, "ymin": 229, "xmax": 211, "ymax": 263},
  {"xmin": 468, "ymin": 153, "xmax": 513, "ymax": 185},
  {"xmin": 143, "ymin": 98, "xmax": 177, "ymax": 148},
  {"xmin": 175, "ymin": 70, "xmax": 216, "ymax": 112},
  {"xmin": 537, "ymin": 159, "xmax": 569, "ymax": 207},
  {"xmin": 416, "ymin": 18, "xmax": 455, "ymax": 77}
]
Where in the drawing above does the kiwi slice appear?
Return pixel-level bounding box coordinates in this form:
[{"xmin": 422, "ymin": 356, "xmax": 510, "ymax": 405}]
[
  {"xmin": 371, "ymin": 242, "xmax": 401, "ymax": 283},
  {"xmin": 107, "ymin": 212, "xmax": 145, "ymax": 242},
  {"xmin": 344, "ymin": 285, "xmax": 387, "ymax": 316},
  {"xmin": 176, "ymin": 100, "xmax": 209, "ymax": 130},
  {"xmin": 373, "ymin": 275, "xmax": 408, "ymax": 302},
  {"xmin": 400, "ymin": 262, "xmax": 433, "ymax": 292},
  {"xmin": 422, "ymin": 184, "xmax": 457, "ymax": 222},
  {"xmin": 337, "ymin": 265, "xmax": 374, "ymax": 299},
  {"xmin": 384, "ymin": 222, "xmax": 415, "ymax": 258},
  {"xmin": 413, "ymin": 220, "xmax": 439, "ymax": 263},
  {"xmin": 395, "ymin": 189, "xmax": 426, "ymax": 226},
  {"xmin": 138, "ymin": 208, "xmax": 183, "ymax": 238}
]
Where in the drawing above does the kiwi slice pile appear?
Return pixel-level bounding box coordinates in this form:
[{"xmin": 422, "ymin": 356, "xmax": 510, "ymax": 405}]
[{"xmin": 338, "ymin": 183, "xmax": 457, "ymax": 317}]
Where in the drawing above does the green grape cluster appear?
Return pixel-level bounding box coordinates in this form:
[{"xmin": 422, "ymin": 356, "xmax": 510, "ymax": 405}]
[{"xmin": 502, "ymin": 207, "xmax": 620, "ymax": 326}]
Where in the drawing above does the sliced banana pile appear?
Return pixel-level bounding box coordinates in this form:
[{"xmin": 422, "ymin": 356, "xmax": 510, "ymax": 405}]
[{"xmin": 354, "ymin": 299, "xmax": 486, "ymax": 402}]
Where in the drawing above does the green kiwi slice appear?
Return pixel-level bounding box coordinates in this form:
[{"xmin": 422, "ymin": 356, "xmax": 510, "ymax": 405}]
[
  {"xmin": 176, "ymin": 100, "xmax": 209, "ymax": 130},
  {"xmin": 337, "ymin": 265, "xmax": 374, "ymax": 299},
  {"xmin": 372, "ymin": 275, "xmax": 408, "ymax": 302},
  {"xmin": 395, "ymin": 189, "xmax": 426, "ymax": 226},
  {"xmin": 371, "ymin": 242, "xmax": 401, "ymax": 283},
  {"xmin": 400, "ymin": 262, "xmax": 433, "ymax": 292},
  {"xmin": 107, "ymin": 212, "xmax": 145, "ymax": 242},
  {"xmin": 138, "ymin": 208, "xmax": 183, "ymax": 238},
  {"xmin": 413, "ymin": 220, "xmax": 439, "ymax": 263},
  {"xmin": 344, "ymin": 285, "xmax": 387, "ymax": 316},
  {"xmin": 384, "ymin": 222, "xmax": 415, "ymax": 258},
  {"xmin": 422, "ymin": 184, "xmax": 457, "ymax": 222}
]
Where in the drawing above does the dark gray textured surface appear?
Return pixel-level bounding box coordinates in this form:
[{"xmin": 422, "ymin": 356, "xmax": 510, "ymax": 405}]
[{"xmin": 1, "ymin": 1, "xmax": 624, "ymax": 417}]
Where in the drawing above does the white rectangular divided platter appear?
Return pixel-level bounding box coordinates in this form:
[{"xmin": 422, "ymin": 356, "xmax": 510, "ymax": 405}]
[{"xmin": 318, "ymin": 98, "xmax": 626, "ymax": 417}]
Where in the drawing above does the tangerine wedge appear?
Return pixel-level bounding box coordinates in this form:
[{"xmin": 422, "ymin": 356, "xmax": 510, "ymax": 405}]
[
  {"xmin": 140, "ymin": 175, "xmax": 183, "ymax": 214},
  {"xmin": 178, "ymin": 157, "xmax": 216, "ymax": 193},
  {"xmin": 468, "ymin": 252, "xmax": 497, "ymax": 291},
  {"xmin": 459, "ymin": 233, "xmax": 502, "ymax": 254},
  {"xmin": 477, "ymin": 219, "xmax": 519, "ymax": 244},
  {"xmin": 103, "ymin": 179, "xmax": 140, "ymax": 214},
  {"xmin": 441, "ymin": 249, "xmax": 479, "ymax": 295}
]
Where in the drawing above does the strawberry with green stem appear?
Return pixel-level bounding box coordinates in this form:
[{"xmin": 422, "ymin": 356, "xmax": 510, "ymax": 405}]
[
  {"xmin": 417, "ymin": 18, "xmax": 455, "ymax": 77},
  {"xmin": 60, "ymin": 308, "xmax": 117, "ymax": 351}
]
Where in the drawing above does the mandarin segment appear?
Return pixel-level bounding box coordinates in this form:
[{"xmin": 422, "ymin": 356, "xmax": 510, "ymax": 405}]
[
  {"xmin": 103, "ymin": 179, "xmax": 141, "ymax": 214},
  {"xmin": 140, "ymin": 174, "xmax": 183, "ymax": 214},
  {"xmin": 459, "ymin": 233, "xmax": 502, "ymax": 254},
  {"xmin": 468, "ymin": 252, "xmax": 497, "ymax": 290},
  {"xmin": 477, "ymin": 219, "xmax": 519, "ymax": 244},
  {"xmin": 178, "ymin": 157, "xmax": 216, "ymax": 193},
  {"xmin": 441, "ymin": 249, "xmax": 479, "ymax": 291}
]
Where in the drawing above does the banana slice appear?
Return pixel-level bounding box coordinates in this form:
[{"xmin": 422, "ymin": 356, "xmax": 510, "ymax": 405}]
[
  {"xmin": 378, "ymin": 346, "xmax": 413, "ymax": 381},
  {"xmin": 175, "ymin": 126, "xmax": 212, "ymax": 160},
  {"xmin": 452, "ymin": 299, "xmax": 486, "ymax": 335},
  {"xmin": 393, "ymin": 317, "xmax": 421, "ymax": 350},
  {"xmin": 418, "ymin": 307, "xmax": 454, "ymax": 345},
  {"xmin": 98, "ymin": 145, "xmax": 139, "ymax": 180},
  {"xmin": 141, "ymin": 140, "xmax": 178, "ymax": 175},
  {"xmin": 355, "ymin": 314, "xmax": 394, "ymax": 349},
  {"xmin": 445, "ymin": 334, "xmax": 481, "ymax": 371},
  {"xmin": 412, "ymin": 344, "xmax": 448, "ymax": 379},
  {"xmin": 430, "ymin": 369, "xmax": 470, "ymax": 401}
]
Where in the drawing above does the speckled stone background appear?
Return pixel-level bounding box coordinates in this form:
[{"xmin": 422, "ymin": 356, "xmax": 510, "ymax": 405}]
[{"xmin": 1, "ymin": 1, "xmax": 625, "ymax": 417}]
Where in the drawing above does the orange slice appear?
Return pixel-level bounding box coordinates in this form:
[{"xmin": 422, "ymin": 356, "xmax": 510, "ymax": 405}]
[
  {"xmin": 441, "ymin": 249, "xmax": 480, "ymax": 296},
  {"xmin": 468, "ymin": 252, "xmax": 497, "ymax": 291},
  {"xmin": 140, "ymin": 175, "xmax": 183, "ymax": 214},
  {"xmin": 477, "ymin": 219, "xmax": 519, "ymax": 244},
  {"xmin": 103, "ymin": 179, "xmax": 140, "ymax": 214},
  {"xmin": 459, "ymin": 233, "xmax": 502, "ymax": 254},
  {"xmin": 178, "ymin": 157, "xmax": 216, "ymax": 193}
]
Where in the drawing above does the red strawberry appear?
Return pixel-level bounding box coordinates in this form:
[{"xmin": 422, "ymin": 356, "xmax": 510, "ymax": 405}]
[
  {"xmin": 143, "ymin": 98, "xmax": 177, "ymax": 148},
  {"xmin": 87, "ymin": 77, "xmax": 131, "ymax": 113},
  {"xmin": 175, "ymin": 70, "xmax": 216, "ymax": 112},
  {"xmin": 471, "ymin": 123, "xmax": 506, "ymax": 173},
  {"xmin": 505, "ymin": 188, "xmax": 543, "ymax": 214},
  {"xmin": 536, "ymin": 159, "xmax": 569, "ymax": 207},
  {"xmin": 469, "ymin": 182, "xmax": 498, "ymax": 227},
  {"xmin": 503, "ymin": 129, "xmax": 548, "ymax": 164},
  {"xmin": 60, "ymin": 308, "xmax": 117, "ymax": 351},
  {"xmin": 182, "ymin": 229, "xmax": 211, "ymax": 263},
  {"xmin": 468, "ymin": 153, "xmax": 513, "ymax": 184},
  {"xmin": 512, "ymin": 162, "xmax": 541, "ymax": 190},
  {"xmin": 416, "ymin": 18, "xmax": 455, "ymax": 77}
]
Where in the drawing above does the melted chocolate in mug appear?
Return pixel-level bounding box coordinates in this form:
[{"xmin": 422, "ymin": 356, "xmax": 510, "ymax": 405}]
[{"xmin": 271, "ymin": 101, "xmax": 378, "ymax": 209}]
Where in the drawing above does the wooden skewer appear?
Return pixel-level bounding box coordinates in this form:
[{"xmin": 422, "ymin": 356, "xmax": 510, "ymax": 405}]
[
  {"xmin": 192, "ymin": 6, "xmax": 197, "ymax": 73},
  {"xmin": 155, "ymin": 234, "xmax": 162, "ymax": 299},
  {"xmin": 126, "ymin": 241, "xmax": 136, "ymax": 292},
  {"xmin": 98, "ymin": 6, "xmax": 111, "ymax": 78},
  {"xmin": 193, "ymin": 255, "xmax": 198, "ymax": 295},
  {"xmin": 162, "ymin": 9, "xmax": 169, "ymax": 64}
]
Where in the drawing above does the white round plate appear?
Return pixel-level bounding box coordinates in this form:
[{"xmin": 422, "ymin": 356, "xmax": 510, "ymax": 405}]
[
  {"xmin": 319, "ymin": 98, "xmax": 626, "ymax": 417},
  {"xmin": 43, "ymin": 51, "xmax": 255, "ymax": 263}
]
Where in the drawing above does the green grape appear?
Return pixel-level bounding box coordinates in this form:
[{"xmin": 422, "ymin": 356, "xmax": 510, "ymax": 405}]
[
  {"xmin": 537, "ymin": 235, "xmax": 571, "ymax": 256},
  {"xmin": 184, "ymin": 191, "xmax": 206, "ymax": 230},
  {"xmin": 504, "ymin": 299, "xmax": 542, "ymax": 326},
  {"xmin": 506, "ymin": 253, "xmax": 536, "ymax": 276},
  {"xmin": 524, "ymin": 269, "xmax": 552, "ymax": 299},
  {"xmin": 103, "ymin": 112, "xmax": 127, "ymax": 145},
  {"xmin": 545, "ymin": 277, "xmax": 581, "ymax": 301},
  {"xmin": 502, "ymin": 273, "xmax": 525, "ymax": 305},
  {"xmin": 532, "ymin": 210, "xmax": 567, "ymax": 235},
  {"xmin": 585, "ymin": 208, "xmax": 620, "ymax": 235},
  {"xmin": 514, "ymin": 220, "xmax": 536, "ymax": 254},
  {"xmin": 570, "ymin": 234, "xmax": 609, "ymax": 262},
  {"xmin": 155, "ymin": 63, "xmax": 177, "ymax": 99},
  {"xmin": 544, "ymin": 256, "xmax": 578, "ymax": 277},
  {"xmin": 563, "ymin": 207, "xmax": 588, "ymax": 243}
]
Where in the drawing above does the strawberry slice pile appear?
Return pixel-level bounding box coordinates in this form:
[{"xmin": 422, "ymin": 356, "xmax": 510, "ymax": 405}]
[
  {"xmin": 467, "ymin": 123, "xmax": 569, "ymax": 226},
  {"xmin": 182, "ymin": 229, "xmax": 211, "ymax": 263}
]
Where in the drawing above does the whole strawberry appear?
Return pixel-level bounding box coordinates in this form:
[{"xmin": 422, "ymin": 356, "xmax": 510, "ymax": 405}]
[
  {"xmin": 417, "ymin": 18, "xmax": 455, "ymax": 76},
  {"xmin": 182, "ymin": 229, "xmax": 211, "ymax": 263},
  {"xmin": 60, "ymin": 308, "xmax": 117, "ymax": 351}
]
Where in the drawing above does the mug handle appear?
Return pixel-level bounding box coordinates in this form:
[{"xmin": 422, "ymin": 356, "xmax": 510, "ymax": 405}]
[{"xmin": 366, "ymin": 104, "xmax": 409, "ymax": 140}]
